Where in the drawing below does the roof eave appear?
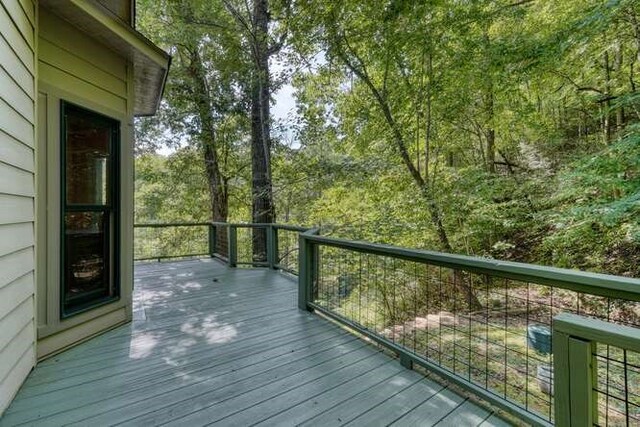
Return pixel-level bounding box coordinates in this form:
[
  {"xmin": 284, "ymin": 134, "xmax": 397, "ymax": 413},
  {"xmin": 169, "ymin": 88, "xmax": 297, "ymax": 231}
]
[{"xmin": 40, "ymin": 0, "xmax": 171, "ymax": 116}]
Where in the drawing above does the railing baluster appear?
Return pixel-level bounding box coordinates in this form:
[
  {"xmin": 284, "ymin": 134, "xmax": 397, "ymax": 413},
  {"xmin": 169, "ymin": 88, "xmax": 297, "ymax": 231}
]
[
  {"xmin": 298, "ymin": 230, "xmax": 318, "ymax": 311},
  {"xmin": 267, "ymin": 224, "xmax": 278, "ymax": 269},
  {"xmin": 228, "ymin": 225, "xmax": 238, "ymax": 267},
  {"xmin": 208, "ymin": 223, "xmax": 216, "ymax": 258},
  {"xmin": 553, "ymin": 331, "xmax": 572, "ymax": 426},
  {"xmin": 568, "ymin": 337, "xmax": 597, "ymax": 426}
]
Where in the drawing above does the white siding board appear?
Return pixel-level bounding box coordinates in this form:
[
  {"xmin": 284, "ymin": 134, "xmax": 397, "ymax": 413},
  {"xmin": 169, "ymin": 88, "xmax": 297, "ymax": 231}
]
[
  {"xmin": 0, "ymin": 194, "xmax": 33, "ymax": 225},
  {"xmin": 0, "ymin": 162, "xmax": 34, "ymax": 196},
  {"xmin": 0, "ymin": 97, "xmax": 34, "ymax": 146},
  {"xmin": 1, "ymin": 0, "xmax": 34, "ymax": 49},
  {"xmin": 0, "ymin": 344, "xmax": 34, "ymax": 415},
  {"xmin": 0, "ymin": 36, "xmax": 33, "ymax": 99},
  {"xmin": 0, "ymin": 297, "xmax": 32, "ymax": 350},
  {"xmin": 0, "ymin": 223, "xmax": 33, "ymax": 258},
  {"xmin": 0, "ymin": 320, "xmax": 33, "ymax": 382},
  {"xmin": 0, "ymin": 248, "xmax": 33, "ymax": 290},
  {"xmin": 0, "ymin": 0, "xmax": 35, "ymax": 416},
  {"xmin": 0, "ymin": 273, "xmax": 33, "ymax": 321},
  {"xmin": 0, "ymin": 65, "xmax": 34, "ymax": 123},
  {"xmin": 0, "ymin": 130, "xmax": 34, "ymax": 171},
  {"xmin": 17, "ymin": 0, "xmax": 33, "ymax": 25},
  {"xmin": 0, "ymin": 4, "xmax": 34, "ymax": 69}
]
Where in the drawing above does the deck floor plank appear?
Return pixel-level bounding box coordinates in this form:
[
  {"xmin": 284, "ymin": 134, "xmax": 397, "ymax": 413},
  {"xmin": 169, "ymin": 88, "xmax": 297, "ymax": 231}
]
[{"xmin": 0, "ymin": 259, "xmax": 510, "ymax": 427}]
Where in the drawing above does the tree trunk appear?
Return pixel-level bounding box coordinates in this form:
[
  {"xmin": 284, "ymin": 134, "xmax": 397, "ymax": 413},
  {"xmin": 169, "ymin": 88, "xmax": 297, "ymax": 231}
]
[
  {"xmin": 184, "ymin": 48, "xmax": 230, "ymax": 256},
  {"xmin": 250, "ymin": 0, "xmax": 275, "ymax": 262},
  {"xmin": 604, "ymin": 50, "xmax": 612, "ymax": 144},
  {"xmin": 483, "ymin": 30, "xmax": 496, "ymax": 173},
  {"xmin": 425, "ymin": 52, "xmax": 433, "ymax": 182},
  {"xmin": 616, "ymin": 40, "xmax": 625, "ymax": 133},
  {"xmin": 186, "ymin": 49, "xmax": 229, "ymax": 225}
]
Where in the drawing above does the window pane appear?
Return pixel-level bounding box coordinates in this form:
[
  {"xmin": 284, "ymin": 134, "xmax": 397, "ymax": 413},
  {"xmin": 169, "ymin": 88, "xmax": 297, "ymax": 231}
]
[
  {"xmin": 63, "ymin": 211, "xmax": 113, "ymax": 310},
  {"xmin": 65, "ymin": 108, "xmax": 112, "ymax": 205}
]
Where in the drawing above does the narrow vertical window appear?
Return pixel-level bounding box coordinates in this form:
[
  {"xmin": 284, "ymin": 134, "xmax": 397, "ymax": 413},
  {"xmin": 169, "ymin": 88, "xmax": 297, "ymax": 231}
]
[{"xmin": 61, "ymin": 102, "xmax": 120, "ymax": 317}]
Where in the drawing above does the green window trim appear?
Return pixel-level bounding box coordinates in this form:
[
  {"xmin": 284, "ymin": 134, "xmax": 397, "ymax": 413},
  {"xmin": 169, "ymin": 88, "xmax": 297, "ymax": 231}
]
[{"xmin": 60, "ymin": 100, "xmax": 121, "ymax": 318}]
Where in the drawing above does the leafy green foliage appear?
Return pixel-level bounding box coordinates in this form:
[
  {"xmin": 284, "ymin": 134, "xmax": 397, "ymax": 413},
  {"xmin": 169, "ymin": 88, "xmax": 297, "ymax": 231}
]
[{"xmin": 134, "ymin": 0, "xmax": 640, "ymax": 276}]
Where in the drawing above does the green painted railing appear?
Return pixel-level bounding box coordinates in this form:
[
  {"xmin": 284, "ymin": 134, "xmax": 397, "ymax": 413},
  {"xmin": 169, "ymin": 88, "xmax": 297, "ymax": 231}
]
[
  {"xmin": 134, "ymin": 222, "xmax": 212, "ymax": 261},
  {"xmin": 296, "ymin": 229, "xmax": 640, "ymax": 426},
  {"xmin": 553, "ymin": 314, "xmax": 640, "ymax": 426},
  {"xmin": 134, "ymin": 222, "xmax": 640, "ymax": 426},
  {"xmin": 135, "ymin": 222, "xmax": 310, "ymax": 274}
]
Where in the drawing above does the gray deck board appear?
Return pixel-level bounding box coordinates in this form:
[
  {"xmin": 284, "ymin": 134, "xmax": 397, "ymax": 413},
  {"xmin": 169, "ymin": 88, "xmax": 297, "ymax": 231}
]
[{"xmin": 0, "ymin": 259, "xmax": 510, "ymax": 427}]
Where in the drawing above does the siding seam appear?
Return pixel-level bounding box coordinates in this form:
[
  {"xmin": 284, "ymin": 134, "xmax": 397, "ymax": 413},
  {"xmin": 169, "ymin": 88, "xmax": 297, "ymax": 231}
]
[
  {"xmin": 0, "ymin": 24, "xmax": 34, "ymax": 79},
  {"xmin": 16, "ymin": 0, "xmax": 34, "ymax": 26},
  {"xmin": 0, "ymin": 157, "xmax": 36, "ymax": 174},
  {"xmin": 0, "ymin": 63, "xmax": 34, "ymax": 102},
  {"xmin": 39, "ymin": 35, "xmax": 127, "ymax": 82},
  {"xmin": 0, "ymin": 241, "xmax": 34, "ymax": 262},
  {"xmin": 0, "ymin": 127, "xmax": 35, "ymax": 152},
  {"xmin": 0, "ymin": 336, "xmax": 34, "ymax": 386},
  {"xmin": 39, "ymin": 59, "xmax": 128, "ymax": 100},
  {"xmin": 0, "ymin": 0, "xmax": 34, "ymax": 50},
  {"xmin": 0, "ymin": 93, "xmax": 34, "ymax": 127},
  {"xmin": 0, "ymin": 270, "xmax": 33, "ymax": 292},
  {"xmin": 0, "ymin": 297, "xmax": 33, "ymax": 333}
]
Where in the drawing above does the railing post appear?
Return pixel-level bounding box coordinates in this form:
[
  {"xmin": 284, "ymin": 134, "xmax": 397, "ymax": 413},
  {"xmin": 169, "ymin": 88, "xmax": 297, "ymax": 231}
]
[
  {"xmin": 208, "ymin": 224, "xmax": 216, "ymax": 258},
  {"xmin": 553, "ymin": 321, "xmax": 597, "ymax": 426},
  {"xmin": 267, "ymin": 225, "xmax": 279, "ymax": 269},
  {"xmin": 298, "ymin": 232, "xmax": 315, "ymax": 311},
  {"xmin": 228, "ymin": 225, "xmax": 237, "ymax": 268}
]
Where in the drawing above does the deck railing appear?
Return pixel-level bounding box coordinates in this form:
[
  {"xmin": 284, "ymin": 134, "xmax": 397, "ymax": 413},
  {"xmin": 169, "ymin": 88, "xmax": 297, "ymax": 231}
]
[
  {"xmin": 553, "ymin": 313, "xmax": 640, "ymax": 426},
  {"xmin": 134, "ymin": 222, "xmax": 310, "ymax": 275},
  {"xmin": 133, "ymin": 222, "xmax": 640, "ymax": 426},
  {"xmin": 134, "ymin": 223, "xmax": 212, "ymax": 261}
]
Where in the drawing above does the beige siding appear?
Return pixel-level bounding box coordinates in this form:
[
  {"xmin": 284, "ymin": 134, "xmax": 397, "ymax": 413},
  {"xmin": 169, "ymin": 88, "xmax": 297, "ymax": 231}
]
[
  {"xmin": 0, "ymin": 0, "xmax": 36, "ymax": 416},
  {"xmin": 36, "ymin": 6, "xmax": 134, "ymax": 359}
]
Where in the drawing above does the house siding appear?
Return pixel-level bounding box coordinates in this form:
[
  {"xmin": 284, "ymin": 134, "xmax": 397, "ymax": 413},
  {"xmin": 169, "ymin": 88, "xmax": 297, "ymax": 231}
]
[
  {"xmin": 0, "ymin": 0, "xmax": 37, "ymax": 416},
  {"xmin": 35, "ymin": 6, "xmax": 134, "ymax": 359}
]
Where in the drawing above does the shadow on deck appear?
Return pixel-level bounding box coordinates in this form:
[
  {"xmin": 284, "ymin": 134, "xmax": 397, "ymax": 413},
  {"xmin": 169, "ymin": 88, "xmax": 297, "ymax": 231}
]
[{"xmin": 0, "ymin": 259, "xmax": 510, "ymax": 426}]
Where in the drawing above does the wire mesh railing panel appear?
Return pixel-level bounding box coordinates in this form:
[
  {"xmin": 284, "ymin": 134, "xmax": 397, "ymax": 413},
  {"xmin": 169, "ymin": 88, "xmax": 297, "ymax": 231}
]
[
  {"xmin": 276, "ymin": 227, "xmax": 300, "ymax": 275},
  {"xmin": 235, "ymin": 225, "xmax": 268, "ymax": 267},
  {"xmin": 594, "ymin": 344, "xmax": 640, "ymax": 426},
  {"xmin": 310, "ymin": 244, "xmax": 640, "ymax": 424},
  {"xmin": 134, "ymin": 224, "xmax": 209, "ymax": 261},
  {"xmin": 213, "ymin": 224, "xmax": 229, "ymax": 260}
]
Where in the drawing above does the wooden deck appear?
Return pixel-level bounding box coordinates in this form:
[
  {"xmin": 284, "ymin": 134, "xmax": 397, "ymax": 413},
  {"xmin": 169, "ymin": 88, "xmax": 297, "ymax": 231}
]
[{"xmin": 1, "ymin": 259, "xmax": 510, "ymax": 426}]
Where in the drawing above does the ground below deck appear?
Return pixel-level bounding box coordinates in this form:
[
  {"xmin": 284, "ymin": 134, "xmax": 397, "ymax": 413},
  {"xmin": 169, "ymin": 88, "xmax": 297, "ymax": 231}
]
[{"xmin": 0, "ymin": 259, "xmax": 510, "ymax": 426}]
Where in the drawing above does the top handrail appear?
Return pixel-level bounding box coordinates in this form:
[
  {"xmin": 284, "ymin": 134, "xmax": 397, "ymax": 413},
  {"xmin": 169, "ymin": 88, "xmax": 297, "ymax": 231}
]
[
  {"xmin": 554, "ymin": 313, "xmax": 640, "ymax": 352},
  {"xmin": 133, "ymin": 221, "xmax": 640, "ymax": 301},
  {"xmin": 301, "ymin": 232, "xmax": 640, "ymax": 302},
  {"xmin": 134, "ymin": 222, "xmax": 211, "ymax": 227}
]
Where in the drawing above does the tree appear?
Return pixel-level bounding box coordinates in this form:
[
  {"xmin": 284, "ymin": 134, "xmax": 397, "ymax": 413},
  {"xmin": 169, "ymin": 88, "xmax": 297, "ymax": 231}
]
[
  {"xmin": 136, "ymin": 0, "xmax": 251, "ymax": 226},
  {"xmin": 222, "ymin": 0, "xmax": 290, "ymax": 260}
]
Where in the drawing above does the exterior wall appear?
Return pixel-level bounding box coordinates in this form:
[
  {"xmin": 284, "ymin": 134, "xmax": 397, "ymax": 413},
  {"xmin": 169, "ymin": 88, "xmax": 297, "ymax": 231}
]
[
  {"xmin": 35, "ymin": 6, "xmax": 134, "ymax": 359},
  {"xmin": 0, "ymin": 0, "xmax": 37, "ymax": 416}
]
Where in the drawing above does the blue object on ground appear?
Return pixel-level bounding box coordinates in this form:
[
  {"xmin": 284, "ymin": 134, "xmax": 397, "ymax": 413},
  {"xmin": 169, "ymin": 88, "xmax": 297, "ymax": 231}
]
[{"xmin": 527, "ymin": 324, "xmax": 552, "ymax": 355}]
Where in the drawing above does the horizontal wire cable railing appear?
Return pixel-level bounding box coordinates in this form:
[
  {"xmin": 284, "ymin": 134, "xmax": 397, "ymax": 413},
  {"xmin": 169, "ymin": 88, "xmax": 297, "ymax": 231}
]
[
  {"xmin": 134, "ymin": 222, "xmax": 310, "ymax": 275},
  {"xmin": 133, "ymin": 223, "xmax": 211, "ymax": 261},
  {"xmin": 134, "ymin": 222, "xmax": 640, "ymax": 426}
]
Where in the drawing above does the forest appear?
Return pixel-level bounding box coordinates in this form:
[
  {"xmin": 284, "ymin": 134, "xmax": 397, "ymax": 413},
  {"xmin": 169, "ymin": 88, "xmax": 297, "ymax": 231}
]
[{"xmin": 134, "ymin": 0, "xmax": 640, "ymax": 277}]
